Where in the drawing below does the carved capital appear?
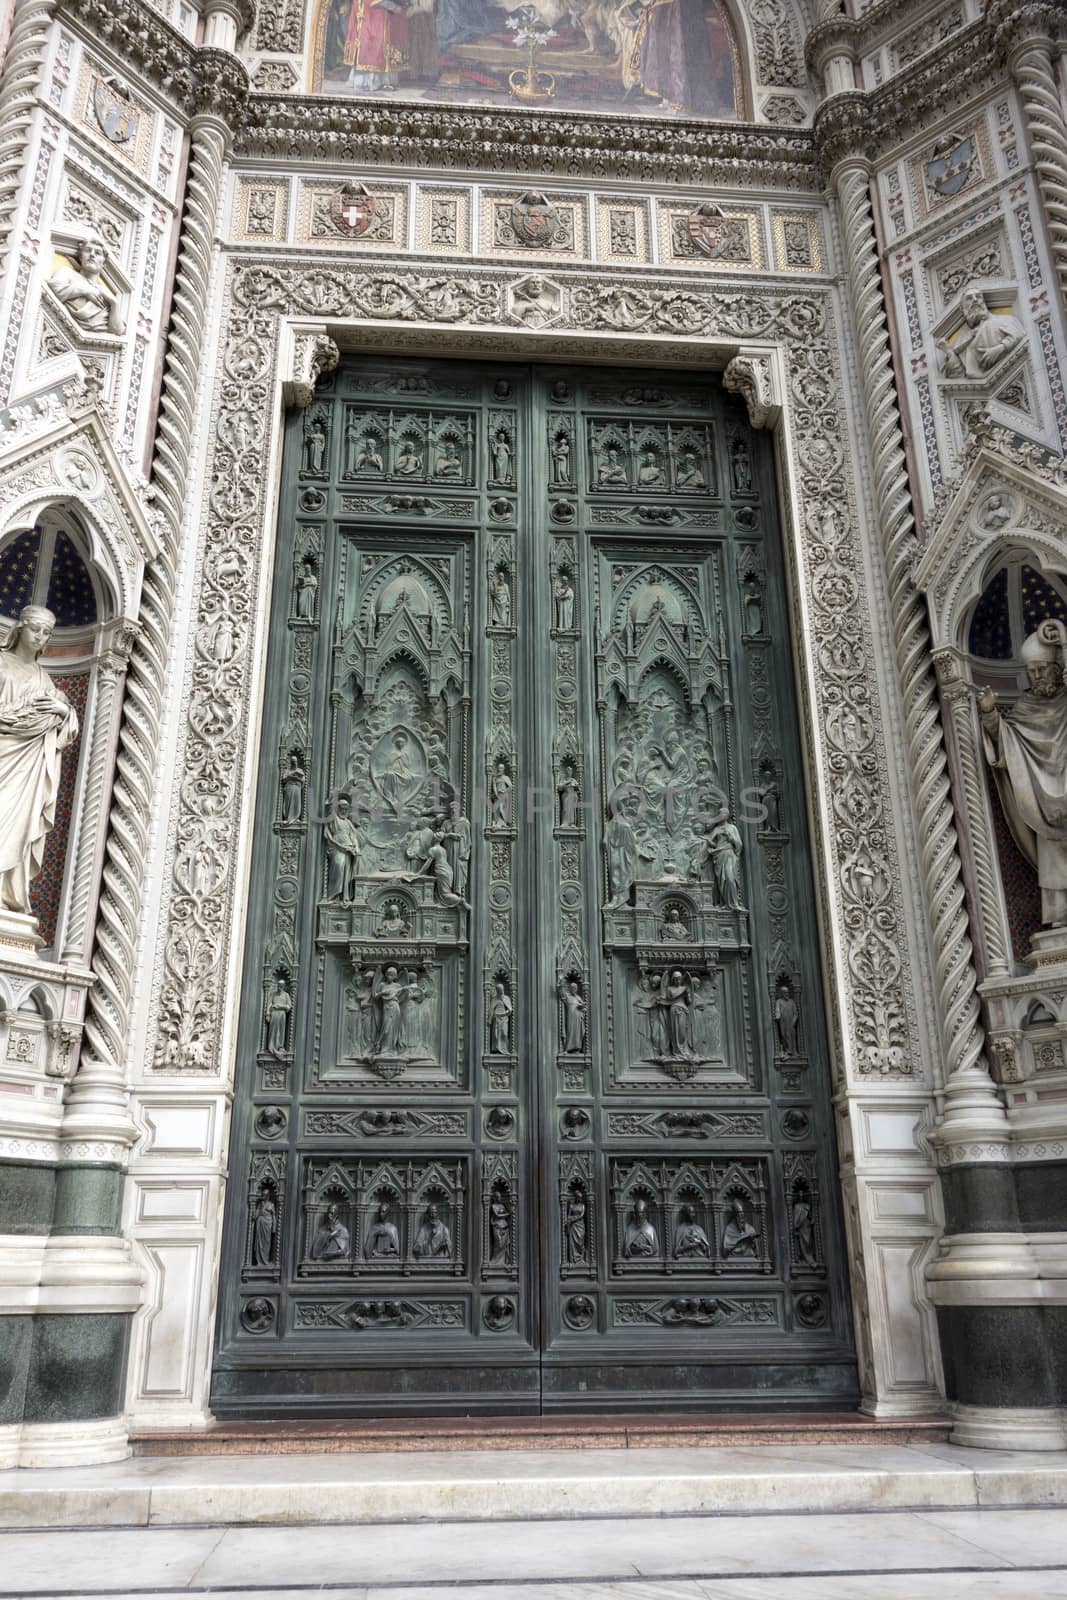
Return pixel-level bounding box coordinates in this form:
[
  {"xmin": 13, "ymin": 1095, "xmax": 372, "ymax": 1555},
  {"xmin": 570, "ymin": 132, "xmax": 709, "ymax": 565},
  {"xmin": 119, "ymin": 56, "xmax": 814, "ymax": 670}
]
[
  {"xmin": 813, "ymin": 92, "xmax": 873, "ymax": 172},
  {"xmin": 804, "ymin": 16, "xmax": 858, "ymax": 81},
  {"xmin": 284, "ymin": 331, "xmax": 341, "ymax": 410},
  {"xmin": 723, "ymin": 352, "xmax": 780, "ymax": 430}
]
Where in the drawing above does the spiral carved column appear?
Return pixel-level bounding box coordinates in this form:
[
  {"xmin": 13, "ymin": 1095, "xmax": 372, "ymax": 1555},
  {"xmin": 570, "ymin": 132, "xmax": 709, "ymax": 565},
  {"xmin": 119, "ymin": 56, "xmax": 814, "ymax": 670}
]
[
  {"xmin": 69, "ymin": 112, "xmax": 230, "ymax": 1137},
  {"xmin": 1006, "ymin": 26, "xmax": 1067, "ymax": 311},
  {"xmin": 832, "ymin": 154, "xmax": 1004, "ymax": 1136},
  {"xmin": 0, "ymin": 0, "xmax": 54, "ymax": 269}
]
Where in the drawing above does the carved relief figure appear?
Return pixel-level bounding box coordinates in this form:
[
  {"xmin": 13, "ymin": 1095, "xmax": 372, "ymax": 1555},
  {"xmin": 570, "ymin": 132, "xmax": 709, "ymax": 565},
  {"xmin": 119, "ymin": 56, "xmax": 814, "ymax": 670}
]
[
  {"xmin": 659, "ymin": 906, "xmax": 689, "ymax": 941},
  {"xmin": 664, "ymin": 969, "xmax": 694, "ymax": 1056},
  {"xmin": 324, "ymin": 795, "xmax": 364, "ymax": 902},
  {"xmin": 251, "ymin": 1185, "xmax": 277, "ymax": 1267},
  {"xmin": 312, "ymin": 1201, "xmax": 350, "ymax": 1260},
  {"xmin": 937, "ymin": 289, "xmax": 1025, "ymax": 379},
  {"xmin": 559, "ymin": 978, "xmax": 586, "ymax": 1053},
  {"xmin": 774, "ymin": 978, "xmax": 800, "ymax": 1055},
  {"xmin": 365, "ymin": 1201, "xmax": 400, "ymax": 1257},
  {"xmin": 489, "ymin": 981, "xmax": 513, "ymax": 1054},
  {"xmin": 415, "ymin": 831, "xmax": 469, "ymax": 907},
  {"xmin": 396, "ymin": 439, "xmax": 422, "ymax": 475},
  {"xmin": 491, "ymin": 570, "xmax": 511, "ymax": 627},
  {"xmin": 551, "ymin": 432, "xmax": 572, "ymax": 486},
  {"xmin": 597, "ymin": 446, "xmax": 628, "ymax": 487},
  {"xmin": 674, "ymin": 1203, "xmax": 710, "ymax": 1257},
  {"xmin": 635, "ymin": 971, "xmax": 667, "ymax": 1056},
  {"xmin": 282, "ymin": 754, "xmax": 305, "ymax": 822},
  {"xmin": 729, "ymin": 436, "xmax": 752, "ymax": 494},
  {"xmin": 637, "ymin": 449, "xmax": 663, "ymax": 487},
  {"xmin": 413, "ymin": 1202, "xmax": 451, "ymax": 1257},
  {"xmin": 980, "ymin": 623, "xmax": 1067, "ymax": 927},
  {"xmin": 491, "ymin": 429, "xmax": 514, "ymax": 484},
  {"xmin": 489, "ymin": 1197, "xmax": 510, "ymax": 1264},
  {"xmin": 558, "ymin": 762, "xmax": 580, "ymax": 828},
  {"xmin": 604, "ymin": 797, "xmax": 637, "ymax": 908},
  {"xmin": 675, "ymin": 450, "xmax": 706, "ymax": 490},
  {"xmin": 555, "ymin": 574, "xmax": 575, "ymax": 631},
  {"xmin": 690, "ymin": 974, "xmax": 720, "ymax": 1055},
  {"xmin": 373, "ymin": 964, "xmax": 411, "ymax": 1054},
  {"xmin": 443, "ymin": 801, "xmax": 472, "ymax": 897},
  {"xmin": 302, "ymin": 411, "xmax": 327, "ymax": 474},
  {"xmin": 49, "ymin": 237, "xmax": 124, "ymax": 334},
  {"xmin": 265, "ymin": 974, "xmax": 291, "ymax": 1057},
  {"xmin": 377, "ymin": 898, "xmax": 409, "ymax": 936},
  {"xmin": 722, "ymin": 1197, "xmax": 758, "ymax": 1257},
  {"xmin": 0, "ymin": 606, "xmax": 79, "ymax": 915},
  {"xmin": 624, "ymin": 1197, "xmax": 658, "ymax": 1257},
  {"xmin": 491, "ymin": 759, "xmax": 513, "ymax": 826},
  {"xmin": 708, "ymin": 817, "xmax": 744, "ymax": 909},
  {"xmin": 295, "ymin": 561, "xmax": 319, "ymax": 619},
  {"xmin": 741, "ymin": 572, "xmax": 763, "ymax": 636},
  {"xmin": 565, "ymin": 1192, "xmax": 587, "ymax": 1263},
  {"xmin": 792, "ymin": 1197, "xmax": 818, "ymax": 1268}
]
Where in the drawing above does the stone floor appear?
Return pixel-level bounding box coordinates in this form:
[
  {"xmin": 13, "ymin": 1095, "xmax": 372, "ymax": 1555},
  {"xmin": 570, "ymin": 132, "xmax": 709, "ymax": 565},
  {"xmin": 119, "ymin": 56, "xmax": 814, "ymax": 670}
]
[
  {"xmin": 3, "ymin": 1441, "xmax": 1067, "ymax": 1598},
  {"xmin": 3, "ymin": 1506, "xmax": 1067, "ymax": 1597}
]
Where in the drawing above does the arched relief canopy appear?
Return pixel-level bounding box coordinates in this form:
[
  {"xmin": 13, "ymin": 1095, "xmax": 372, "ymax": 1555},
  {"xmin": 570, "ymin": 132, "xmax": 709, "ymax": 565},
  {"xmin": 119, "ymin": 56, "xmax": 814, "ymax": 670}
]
[{"xmin": 0, "ymin": 409, "xmax": 159, "ymax": 625}]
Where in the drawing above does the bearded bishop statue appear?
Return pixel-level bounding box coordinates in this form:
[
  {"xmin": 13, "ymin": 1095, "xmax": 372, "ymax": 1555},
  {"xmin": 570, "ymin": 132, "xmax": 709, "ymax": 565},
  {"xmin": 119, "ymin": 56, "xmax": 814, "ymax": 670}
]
[
  {"xmin": 0, "ymin": 606, "xmax": 79, "ymax": 917},
  {"xmin": 979, "ymin": 619, "xmax": 1067, "ymax": 929}
]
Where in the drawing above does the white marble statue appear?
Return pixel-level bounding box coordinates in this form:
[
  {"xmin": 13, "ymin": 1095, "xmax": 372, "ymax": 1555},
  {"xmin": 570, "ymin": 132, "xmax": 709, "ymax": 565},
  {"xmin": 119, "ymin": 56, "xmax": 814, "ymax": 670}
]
[
  {"xmin": 49, "ymin": 238, "xmax": 125, "ymax": 335},
  {"xmin": 980, "ymin": 621, "xmax": 1067, "ymax": 928},
  {"xmin": 0, "ymin": 606, "xmax": 79, "ymax": 916},
  {"xmin": 937, "ymin": 289, "xmax": 1024, "ymax": 380}
]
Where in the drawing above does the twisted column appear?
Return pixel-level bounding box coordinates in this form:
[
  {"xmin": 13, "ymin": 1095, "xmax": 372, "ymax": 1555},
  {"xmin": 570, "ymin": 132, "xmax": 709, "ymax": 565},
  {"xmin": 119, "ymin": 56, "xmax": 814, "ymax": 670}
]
[
  {"xmin": 70, "ymin": 113, "xmax": 229, "ymax": 1131},
  {"xmin": 1010, "ymin": 30, "xmax": 1067, "ymax": 310},
  {"xmin": 833, "ymin": 155, "xmax": 1003, "ymax": 1133},
  {"xmin": 0, "ymin": 0, "xmax": 54, "ymax": 266}
]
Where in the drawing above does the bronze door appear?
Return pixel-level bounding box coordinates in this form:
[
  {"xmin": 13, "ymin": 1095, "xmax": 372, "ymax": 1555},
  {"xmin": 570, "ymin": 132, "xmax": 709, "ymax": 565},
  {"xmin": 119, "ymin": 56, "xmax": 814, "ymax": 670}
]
[{"xmin": 211, "ymin": 357, "xmax": 856, "ymax": 1417}]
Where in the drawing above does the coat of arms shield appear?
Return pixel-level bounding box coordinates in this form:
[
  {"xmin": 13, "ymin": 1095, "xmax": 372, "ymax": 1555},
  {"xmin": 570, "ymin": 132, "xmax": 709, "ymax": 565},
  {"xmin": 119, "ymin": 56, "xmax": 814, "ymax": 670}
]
[
  {"xmin": 925, "ymin": 132, "xmax": 976, "ymax": 200},
  {"xmin": 510, "ymin": 191, "xmax": 559, "ymax": 249},
  {"xmin": 687, "ymin": 202, "xmax": 729, "ymax": 259},
  {"xmin": 92, "ymin": 77, "xmax": 138, "ymax": 145},
  {"xmin": 329, "ymin": 183, "xmax": 378, "ymax": 238}
]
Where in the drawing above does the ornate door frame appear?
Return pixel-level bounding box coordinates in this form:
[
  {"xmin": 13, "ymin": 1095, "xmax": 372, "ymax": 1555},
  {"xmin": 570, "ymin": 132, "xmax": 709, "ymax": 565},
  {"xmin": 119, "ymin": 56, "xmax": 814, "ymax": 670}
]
[{"xmin": 125, "ymin": 254, "xmax": 947, "ymax": 1427}]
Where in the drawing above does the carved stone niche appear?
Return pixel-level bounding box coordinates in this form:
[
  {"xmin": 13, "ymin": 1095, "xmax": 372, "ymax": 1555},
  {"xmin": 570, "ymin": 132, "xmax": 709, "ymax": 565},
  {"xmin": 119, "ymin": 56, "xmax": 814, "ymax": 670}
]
[{"xmin": 914, "ymin": 432, "xmax": 1067, "ymax": 1120}]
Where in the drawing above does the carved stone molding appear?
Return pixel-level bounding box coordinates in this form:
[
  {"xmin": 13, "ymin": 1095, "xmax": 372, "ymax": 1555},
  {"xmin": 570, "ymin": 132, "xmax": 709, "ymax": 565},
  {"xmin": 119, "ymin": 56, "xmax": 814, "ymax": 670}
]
[
  {"xmin": 723, "ymin": 351, "xmax": 781, "ymax": 430},
  {"xmin": 282, "ymin": 329, "xmax": 340, "ymax": 410}
]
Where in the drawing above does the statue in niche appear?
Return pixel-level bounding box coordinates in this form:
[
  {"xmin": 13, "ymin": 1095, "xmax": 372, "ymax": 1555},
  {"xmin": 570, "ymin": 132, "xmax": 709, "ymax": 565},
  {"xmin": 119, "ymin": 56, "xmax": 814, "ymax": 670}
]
[
  {"xmin": 491, "ymin": 429, "xmax": 513, "ymax": 485},
  {"xmin": 311, "ymin": 1202, "xmax": 350, "ymax": 1261},
  {"xmin": 443, "ymin": 800, "xmax": 472, "ymax": 897},
  {"xmin": 979, "ymin": 623, "xmax": 1067, "ymax": 928},
  {"xmin": 565, "ymin": 1192, "xmax": 587, "ymax": 1263},
  {"xmin": 489, "ymin": 981, "xmax": 513, "ymax": 1054},
  {"xmin": 730, "ymin": 437, "xmax": 752, "ymax": 494},
  {"xmin": 708, "ymin": 818, "xmax": 744, "ymax": 910},
  {"xmin": 265, "ymin": 974, "xmax": 291, "ymax": 1057},
  {"xmin": 676, "ymin": 450, "xmax": 706, "ymax": 490},
  {"xmin": 559, "ymin": 978, "xmax": 587, "ymax": 1053},
  {"xmin": 722, "ymin": 1198, "xmax": 758, "ymax": 1258},
  {"xmin": 365, "ymin": 1202, "xmax": 400, "ymax": 1258},
  {"xmin": 558, "ymin": 762, "xmax": 580, "ymax": 828},
  {"xmin": 937, "ymin": 289, "xmax": 1025, "ymax": 379},
  {"xmin": 490, "ymin": 759, "xmax": 513, "ymax": 826},
  {"xmin": 395, "ymin": 439, "xmax": 422, "ymax": 476},
  {"xmin": 49, "ymin": 237, "xmax": 124, "ymax": 334},
  {"xmin": 637, "ymin": 449, "xmax": 664, "ymax": 487},
  {"xmin": 490, "ymin": 570, "xmax": 511, "ymax": 627},
  {"xmin": 741, "ymin": 571, "xmax": 763, "ymax": 636},
  {"xmin": 0, "ymin": 606, "xmax": 79, "ymax": 916},
  {"xmin": 302, "ymin": 411, "xmax": 326, "ymax": 475},
  {"xmin": 413, "ymin": 1203, "xmax": 451, "ymax": 1258},
  {"xmin": 635, "ymin": 972, "xmax": 668, "ymax": 1057},
  {"xmin": 352, "ymin": 432, "xmax": 384, "ymax": 473},
  {"xmin": 690, "ymin": 974, "xmax": 720, "ymax": 1056},
  {"xmin": 604, "ymin": 796, "xmax": 638, "ymax": 908},
  {"xmin": 597, "ymin": 446, "xmax": 629, "ymax": 487},
  {"xmin": 324, "ymin": 795, "xmax": 364, "ymax": 902},
  {"xmin": 674, "ymin": 1204, "xmax": 711, "ymax": 1258},
  {"xmin": 663, "ymin": 970, "xmax": 694, "ymax": 1057},
  {"xmin": 489, "ymin": 1196, "xmax": 511, "ymax": 1264},
  {"xmin": 251, "ymin": 1184, "xmax": 277, "ymax": 1267},
  {"xmin": 434, "ymin": 445, "xmax": 463, "ymax": 478},
  {"xmin": 774, "ymin": 978, "xmax": 800, "ymax": 1055},
  {"xmin": 624, "ymin": 1197, "xmax": 659, "ymax": 1257},
  {"xmin": 659, "ymin": 906, "xmax": 690, "ymax": 942},
  {"xmin": 295, "ymin": 561, "xmax": 318, "ymax": 620},
  {"xmin": 281, "ymin": 754, "xmax": 305, "ymax": 822},
  {"xmin": 377, "ymin": 898, "xmax": 409, "ymax": 936},
  {"xmin": 371, "ymin": 964, "xmax": 414, "ymax": 1055},
  {"xmin": 555, "ymin": 574, "xmax": 575, "ymax": 631},
  {"xmin": 551, "ymin": 432, "xmax": 572, "ymax": 485},
  {"xmin": 757, "ymin": 761, "xmax": 781, "ymax": 831},
  {"xmin": 792, "ymin": 1196, "xmax": 818, "ymax": 1268}
]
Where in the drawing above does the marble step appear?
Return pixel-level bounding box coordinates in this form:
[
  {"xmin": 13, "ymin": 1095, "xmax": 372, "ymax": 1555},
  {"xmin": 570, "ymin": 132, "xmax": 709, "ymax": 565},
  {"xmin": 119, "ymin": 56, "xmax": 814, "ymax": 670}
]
[{"xmin": 2, "ymin": 1439, "xmax": 1066, "ymax": 1530}]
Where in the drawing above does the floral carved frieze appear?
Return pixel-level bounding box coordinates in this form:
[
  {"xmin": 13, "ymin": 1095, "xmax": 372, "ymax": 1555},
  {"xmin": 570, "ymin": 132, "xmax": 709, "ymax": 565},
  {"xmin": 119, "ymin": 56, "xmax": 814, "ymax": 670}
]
[{"xmin": 151, "ymin": 259, "xmax": 918, "ymax": 1080}]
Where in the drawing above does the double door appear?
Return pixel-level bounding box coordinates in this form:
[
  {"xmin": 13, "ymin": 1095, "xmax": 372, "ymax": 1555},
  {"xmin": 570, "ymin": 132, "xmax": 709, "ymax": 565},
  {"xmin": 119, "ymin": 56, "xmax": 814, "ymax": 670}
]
[{"xmin": 212, "ymin": 357, "xmax": 856, "ymax": 1416}]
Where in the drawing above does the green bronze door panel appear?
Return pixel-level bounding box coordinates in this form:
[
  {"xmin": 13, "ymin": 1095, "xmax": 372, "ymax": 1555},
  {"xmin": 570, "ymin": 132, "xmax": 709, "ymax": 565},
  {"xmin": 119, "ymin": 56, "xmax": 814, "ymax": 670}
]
[{"xmin": 211, "ymin": 357, "xmax": 856, "ymax": 1418}]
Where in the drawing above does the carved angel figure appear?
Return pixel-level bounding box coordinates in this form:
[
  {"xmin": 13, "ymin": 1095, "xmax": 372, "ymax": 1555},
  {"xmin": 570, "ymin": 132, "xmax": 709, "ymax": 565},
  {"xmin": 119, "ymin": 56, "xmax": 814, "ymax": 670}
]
[
  {"xmin": 0, "ymin": 606, "xmax": 79, "ymax": 915},
  {"xmin": 49, "ymin": 237, "xmax": 124, "ymax": 334}
]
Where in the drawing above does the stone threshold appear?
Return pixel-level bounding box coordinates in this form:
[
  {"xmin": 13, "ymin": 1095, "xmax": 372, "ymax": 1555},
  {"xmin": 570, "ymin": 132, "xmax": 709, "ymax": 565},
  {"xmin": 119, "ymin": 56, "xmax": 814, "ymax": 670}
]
[
  {"xmin": 132, "ymin": 1411, "xmax": 950, "ymax": 1457},
  {"xmin": 4, "ymin": 1436, "xmax": 1067, "ymax": 1530}
]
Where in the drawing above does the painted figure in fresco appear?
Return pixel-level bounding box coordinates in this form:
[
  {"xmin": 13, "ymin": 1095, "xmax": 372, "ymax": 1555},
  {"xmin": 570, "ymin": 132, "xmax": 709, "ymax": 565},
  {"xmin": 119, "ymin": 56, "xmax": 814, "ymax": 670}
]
[
  {"xmin": 365, "ymin": 1201, "xmax": 400, "ymax": 1257},
  {"xmin": 980, "ymin": 623, "xmax": 1067, "ymax": 928},
  {"xmin": 312, "ymin": 1202, "xmax": 351, "ymax": 1260},
  {"xmin": 489, "ymin": 981, "xmax": 513, "ymax": 1054},
  {"xmin": 265, "ymin": 974, "xmax": 291, "ymax": 1057},
  {"xmin": 49, "ymin": 237, "xmax": 124, "ymax": 334},
  {"xmin": 324, "ymin": 794, "xmax": 364, "ymax": 901},
  {"xmin": 624, "ymin": 1196, "xmax": 658, "ymax": 1256},
  {"xmin": 343, "ymin": 0, "xmax": 410, "ymax": 93},
  {"xmin": 413, "ymin": 1202, "xmax": 452, "ymax": 1257},
  {"xmin": 674, "ymin": 1203, "xmax": 710, "ymax": 1258},
  {"xmin": 722, "ymin": 1197, "xmax": 758, "ymax": 1258},
  {"xmin": 628, "ymin": 0, "xmax": 728, "ymax": 115},
  {"xmin": 559, "ymin": 978, "xmax": 586, "ymax": 1053},
  {"xmin": 0, "ymin": 606, "xmax": 79, "ymax": 915}
]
